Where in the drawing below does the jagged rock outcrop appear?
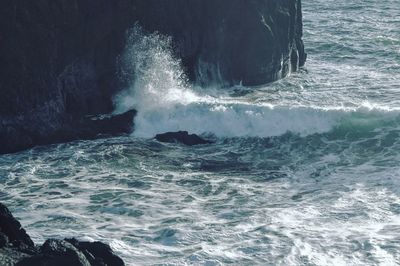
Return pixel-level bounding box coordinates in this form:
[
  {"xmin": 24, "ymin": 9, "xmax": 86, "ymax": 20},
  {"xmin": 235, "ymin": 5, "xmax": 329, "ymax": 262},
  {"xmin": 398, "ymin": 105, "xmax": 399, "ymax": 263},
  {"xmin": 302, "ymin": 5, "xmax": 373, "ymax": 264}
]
[
  {"xmin": 0, "ymin": 0, "xmax": 306, "ymax": 154},
  {"xmin": 0, "ymin": 203, "xmax": 125, "ymax": 266},
  {"xmin": 155, "ymin": 131, "xmax": 213, "ymax": 146}
]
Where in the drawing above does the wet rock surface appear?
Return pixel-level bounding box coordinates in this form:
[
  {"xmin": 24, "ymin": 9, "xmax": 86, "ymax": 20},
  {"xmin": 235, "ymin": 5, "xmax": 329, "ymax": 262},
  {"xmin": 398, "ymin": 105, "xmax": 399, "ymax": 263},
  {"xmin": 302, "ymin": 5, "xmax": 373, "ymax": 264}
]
[
  {"xmin": 155, "ymin": 131, "xmax": 213, "ymax": 146},
  {"xmin": 0, "ymin": 109, "xmax": 136, "ymax": 154},
  {"xmin": 0, "ymin": 203, "xmax": 125, "ymax": 266},
  {"xmin": 0, "ymin": 203, "xmax": 34, "ymax": 249}
]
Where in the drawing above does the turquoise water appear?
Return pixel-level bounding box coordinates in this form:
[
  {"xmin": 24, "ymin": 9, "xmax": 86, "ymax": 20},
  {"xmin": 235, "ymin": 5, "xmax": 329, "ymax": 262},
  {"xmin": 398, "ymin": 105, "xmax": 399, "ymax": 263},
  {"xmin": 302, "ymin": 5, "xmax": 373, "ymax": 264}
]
[{"xmin": 1, "ymin": 0, "xmax": 400, "ymax": 265}]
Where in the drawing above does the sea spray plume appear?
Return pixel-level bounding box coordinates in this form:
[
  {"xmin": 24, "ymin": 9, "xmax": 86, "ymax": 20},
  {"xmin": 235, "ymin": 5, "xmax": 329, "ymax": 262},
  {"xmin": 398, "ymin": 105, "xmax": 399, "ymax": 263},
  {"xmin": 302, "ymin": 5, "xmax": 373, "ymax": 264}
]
[
  {"xmin": 112, "ymin": 27, "xmax": 346, "ymax": 139},
  {"xmin": 114, "ymin": 25, "xmax": 198, "ymax": 114}
]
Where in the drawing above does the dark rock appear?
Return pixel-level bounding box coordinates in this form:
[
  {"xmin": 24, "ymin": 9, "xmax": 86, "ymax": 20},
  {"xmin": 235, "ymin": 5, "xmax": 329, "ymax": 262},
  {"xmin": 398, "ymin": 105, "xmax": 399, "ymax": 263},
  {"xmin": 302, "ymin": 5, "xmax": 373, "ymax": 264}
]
[
  {"xmin": 123, "ymin": 0, "xmax": 306, "ymax": 86},
  {"xmin": 0, "ymin": 203, "xmax": 34, "ymax": 248},
  {"xmin": 0, "ymin": 247, "xmax": 31, "ymax": 266},
  {"xmin": 0, "ymin": 203, "xmax": 125, "ymax": 266},
  {"xmin": 0, "ymin": 233, "xmax": 9, "ymax": 248},
  {"xmin": 78, "ymin": 110, "xmax": 137, "ymax": 139},
  {"xmin": 155, "ymin": 131, "xmax": 213, "ymax": 146},
  {"xmin": 66, "ymin": 239, "xmax": 125, "ymax": 266},
  {"xmin": 0, "ymin": 0, "xmax": 306, "ymax": 154},
  {"xmin": 0, "ymin": 109, "xmax": 136, "ymax": 154},
  {"xmin": 18, "ymin": 239, "xmax": 91, "ymax": 266}
]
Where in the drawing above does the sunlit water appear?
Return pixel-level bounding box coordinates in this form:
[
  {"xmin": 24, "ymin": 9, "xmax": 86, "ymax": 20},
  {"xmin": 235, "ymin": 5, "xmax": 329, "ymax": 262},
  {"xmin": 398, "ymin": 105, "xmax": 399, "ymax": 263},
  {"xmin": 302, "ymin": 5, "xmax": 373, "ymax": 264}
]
[{"xmin": 1, "ymin": 0, "xmax": 400, "ymax": 265}]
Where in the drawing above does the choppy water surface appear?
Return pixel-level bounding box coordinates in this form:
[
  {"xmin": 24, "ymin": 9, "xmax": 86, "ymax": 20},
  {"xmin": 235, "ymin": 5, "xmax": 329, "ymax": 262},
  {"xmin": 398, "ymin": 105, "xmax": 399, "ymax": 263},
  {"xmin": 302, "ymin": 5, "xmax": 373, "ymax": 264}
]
[{"xmin": 1, "ymin": 0, "xmax": 400, "ymax": 265}]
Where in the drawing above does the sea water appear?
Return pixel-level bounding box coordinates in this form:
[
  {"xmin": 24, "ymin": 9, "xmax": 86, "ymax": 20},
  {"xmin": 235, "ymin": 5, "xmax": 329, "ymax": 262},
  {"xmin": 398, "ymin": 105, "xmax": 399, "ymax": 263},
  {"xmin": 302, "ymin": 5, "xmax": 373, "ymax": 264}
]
[{"xmin": 1, "ymin": 0, "xmax": 400, "ymax": 265}]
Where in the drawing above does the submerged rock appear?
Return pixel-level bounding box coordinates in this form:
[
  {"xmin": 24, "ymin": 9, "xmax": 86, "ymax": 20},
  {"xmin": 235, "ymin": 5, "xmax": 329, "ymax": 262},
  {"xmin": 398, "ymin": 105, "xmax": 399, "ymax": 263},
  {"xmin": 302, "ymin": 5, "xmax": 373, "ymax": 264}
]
[
  {"xmin": 155, "ymin": 131, "xmax": 213, "ymax": 146},
  {"xmin": 0, "ymin": 203, "xmax": 125, "ymax": 266},
  {"xmin": 0, "ymin": 0, "xmax": 305, "ymax": 154}
]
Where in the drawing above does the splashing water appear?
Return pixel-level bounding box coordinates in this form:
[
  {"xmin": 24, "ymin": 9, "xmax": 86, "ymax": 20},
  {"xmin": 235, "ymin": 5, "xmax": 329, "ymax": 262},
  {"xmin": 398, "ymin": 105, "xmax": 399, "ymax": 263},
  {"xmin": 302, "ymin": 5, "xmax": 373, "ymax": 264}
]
[
  {"xmin": 1, "ymin": 0, "xmax": 400, "ymax": 265},
  {"xmin": 115, "ymin": 26, "xmax": 400, "ymax": 140},
  {"xmin": 114, "ymin": 26, "xmax": 200, "ymax": 112}
]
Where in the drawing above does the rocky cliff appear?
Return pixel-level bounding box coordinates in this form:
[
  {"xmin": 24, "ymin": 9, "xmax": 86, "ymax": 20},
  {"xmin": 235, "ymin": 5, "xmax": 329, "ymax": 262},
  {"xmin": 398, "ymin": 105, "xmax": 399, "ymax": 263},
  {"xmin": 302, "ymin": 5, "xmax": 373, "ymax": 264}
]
[{"xmin": 0, "ymin": 0, "xmax": 306, "ymax": 154}]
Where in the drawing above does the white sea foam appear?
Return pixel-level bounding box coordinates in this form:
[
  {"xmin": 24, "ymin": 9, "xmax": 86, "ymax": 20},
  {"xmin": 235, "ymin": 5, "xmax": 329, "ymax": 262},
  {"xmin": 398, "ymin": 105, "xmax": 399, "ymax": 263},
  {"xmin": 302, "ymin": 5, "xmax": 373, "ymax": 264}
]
[{"xmin": 115, "ymin": 27, "xmax": 400, "ymax": 139}]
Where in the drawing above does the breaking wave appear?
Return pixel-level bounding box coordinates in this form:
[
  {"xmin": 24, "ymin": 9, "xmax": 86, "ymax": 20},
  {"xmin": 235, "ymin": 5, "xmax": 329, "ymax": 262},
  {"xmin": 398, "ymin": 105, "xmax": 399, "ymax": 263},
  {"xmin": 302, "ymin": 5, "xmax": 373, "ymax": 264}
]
[{"xmin": 114, "ymin": 26, "xmax": 400, "ymax": 139}]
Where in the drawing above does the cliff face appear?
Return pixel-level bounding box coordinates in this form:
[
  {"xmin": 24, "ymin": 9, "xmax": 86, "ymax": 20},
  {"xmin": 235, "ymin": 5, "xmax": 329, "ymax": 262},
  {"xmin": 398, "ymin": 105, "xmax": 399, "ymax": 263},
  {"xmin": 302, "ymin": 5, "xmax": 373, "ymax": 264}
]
[
  {"xmin": 137, "ymin": 0, "xmax": 306, "ymax": 86},
  {"xmin": 0, "ymin": 0, "xmax": 306, "ymax": 154}
]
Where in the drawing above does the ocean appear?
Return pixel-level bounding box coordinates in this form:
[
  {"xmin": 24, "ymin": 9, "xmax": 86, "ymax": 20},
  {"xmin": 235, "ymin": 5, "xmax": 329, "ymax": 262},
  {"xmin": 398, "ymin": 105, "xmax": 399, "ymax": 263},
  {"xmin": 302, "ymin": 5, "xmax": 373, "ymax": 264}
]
[{"xmin": 1, "ymin": 0, "xmax": 400, "ymax": 265}]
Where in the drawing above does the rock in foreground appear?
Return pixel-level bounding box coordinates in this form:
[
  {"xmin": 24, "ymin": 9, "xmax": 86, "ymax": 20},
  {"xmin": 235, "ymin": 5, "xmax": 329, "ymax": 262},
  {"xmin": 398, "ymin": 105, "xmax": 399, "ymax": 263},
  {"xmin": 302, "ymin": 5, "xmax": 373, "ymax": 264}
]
[
  {"xmin": 0, "ymin": 203, "xmax": 124, "ymax": 266},
  {"xmin": 155, "ymin": 131, "xmax": 213, "ymax": 146}
]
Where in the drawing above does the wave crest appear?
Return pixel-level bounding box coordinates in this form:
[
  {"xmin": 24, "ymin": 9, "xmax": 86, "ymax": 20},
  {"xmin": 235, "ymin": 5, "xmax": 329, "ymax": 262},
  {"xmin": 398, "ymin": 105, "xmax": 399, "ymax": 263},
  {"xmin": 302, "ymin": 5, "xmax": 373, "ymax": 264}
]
[{"xmin": 115, "ymin": 26, "xmax": 400, "ymax": 139}]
